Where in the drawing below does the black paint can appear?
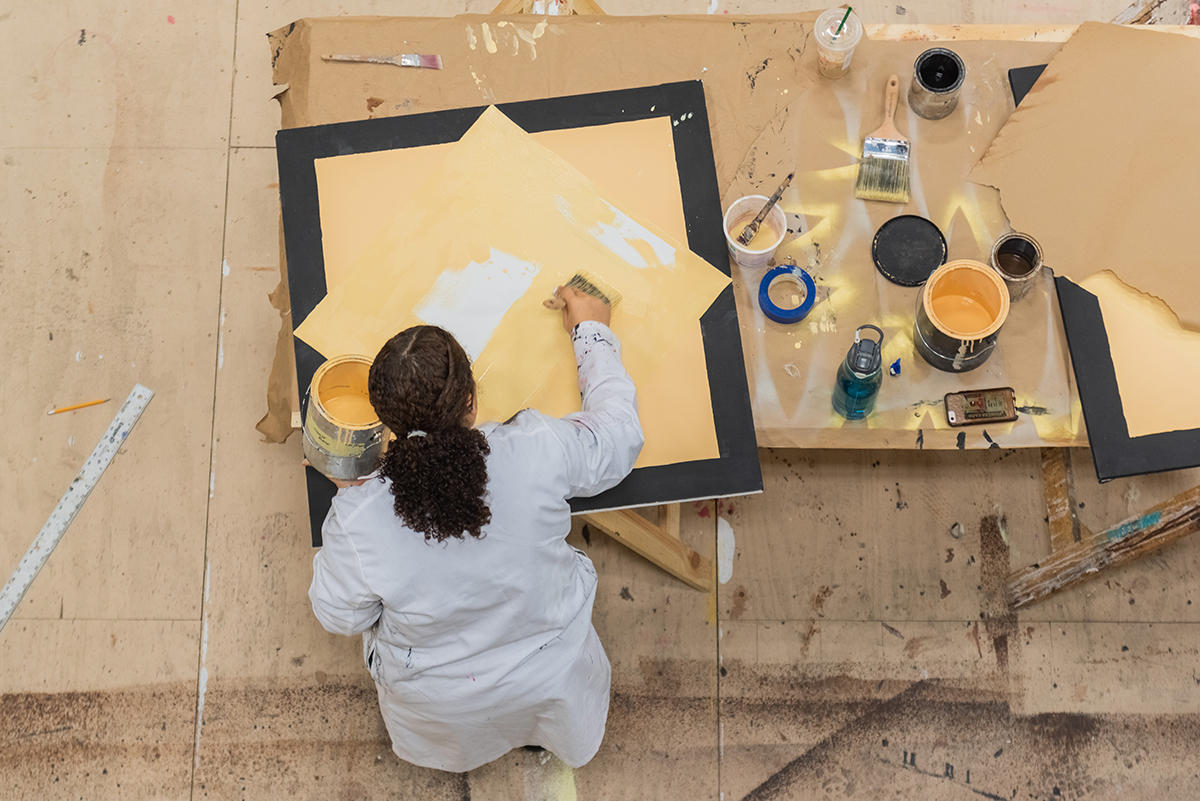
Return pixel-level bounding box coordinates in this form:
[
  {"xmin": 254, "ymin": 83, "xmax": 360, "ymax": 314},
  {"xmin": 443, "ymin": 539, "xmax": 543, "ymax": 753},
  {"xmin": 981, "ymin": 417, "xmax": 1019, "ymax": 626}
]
[{"xmin": 909, "ymin": 48, "xmax": 966, "ymax": 120}]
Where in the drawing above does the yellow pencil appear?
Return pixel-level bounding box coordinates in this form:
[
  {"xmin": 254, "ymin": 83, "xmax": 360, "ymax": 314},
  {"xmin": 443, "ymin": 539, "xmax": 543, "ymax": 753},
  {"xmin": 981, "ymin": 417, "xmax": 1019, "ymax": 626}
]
[{"xmin": 48, "ymin": 398, "xmax": 110, "ymax": 416}]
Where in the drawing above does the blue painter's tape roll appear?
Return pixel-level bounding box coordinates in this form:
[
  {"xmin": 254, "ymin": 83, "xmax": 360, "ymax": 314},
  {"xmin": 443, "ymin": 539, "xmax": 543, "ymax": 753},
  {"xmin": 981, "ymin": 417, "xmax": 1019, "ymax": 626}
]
[{"xmin": 758, "ymin": 264, "xmax": 817, "ymax": 324}]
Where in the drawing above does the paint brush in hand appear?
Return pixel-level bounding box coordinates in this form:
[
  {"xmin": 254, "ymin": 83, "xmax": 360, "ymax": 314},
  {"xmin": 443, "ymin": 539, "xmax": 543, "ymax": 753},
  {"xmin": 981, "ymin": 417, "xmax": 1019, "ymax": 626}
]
[
  {"xmin": 543, "ymin": 271, "xmax": 622, "ymax": 311},
  {"xmin": 737, "ymin": 172, "xmax": 794, "ymax": 246},
  {"xmin": 854, "ymin": 74, "xmax": 911, "ymax": 204},
  {"xmin": 321, "ymin": 53, "xmax": 444, "ymax": 70}
]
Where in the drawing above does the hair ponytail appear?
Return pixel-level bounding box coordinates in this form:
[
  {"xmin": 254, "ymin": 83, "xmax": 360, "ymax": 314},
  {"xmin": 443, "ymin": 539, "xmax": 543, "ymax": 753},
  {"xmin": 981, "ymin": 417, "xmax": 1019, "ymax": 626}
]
[{"xmin": 369, "ymin": 327, "xmax": 491, "ymax": 542}]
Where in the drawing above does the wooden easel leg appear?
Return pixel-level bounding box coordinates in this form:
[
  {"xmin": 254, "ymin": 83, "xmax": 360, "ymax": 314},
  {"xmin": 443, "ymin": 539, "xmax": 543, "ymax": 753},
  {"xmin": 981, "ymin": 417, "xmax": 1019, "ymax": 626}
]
[
  {"xmin": 658, "ymin": 503, "xmax": 682, "ymax": 540},
  {"xmin": 582, "ymin": 506, "xmax": 712, "ymax": 591},
  {"xmin": 1041, "ymin": 447, "xmax": 1090, "ymax": 551}
]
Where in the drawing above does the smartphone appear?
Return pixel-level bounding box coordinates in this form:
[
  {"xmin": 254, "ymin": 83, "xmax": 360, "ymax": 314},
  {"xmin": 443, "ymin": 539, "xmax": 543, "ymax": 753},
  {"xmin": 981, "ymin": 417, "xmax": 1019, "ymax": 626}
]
[{"xmin": 944, "ymin": 387, "xmax": 1017, "ymax": 427}]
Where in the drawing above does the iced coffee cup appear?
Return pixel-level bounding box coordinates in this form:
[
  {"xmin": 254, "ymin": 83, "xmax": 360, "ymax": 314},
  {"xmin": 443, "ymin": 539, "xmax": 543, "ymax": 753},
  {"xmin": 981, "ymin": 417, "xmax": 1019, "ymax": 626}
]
[{"xmin": 814, "ymin": 7, "xmax": 862, "ymax": 80}]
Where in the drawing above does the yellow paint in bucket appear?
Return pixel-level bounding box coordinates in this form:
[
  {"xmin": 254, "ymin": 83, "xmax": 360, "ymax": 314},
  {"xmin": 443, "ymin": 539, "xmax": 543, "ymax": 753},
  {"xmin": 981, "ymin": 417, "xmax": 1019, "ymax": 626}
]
[
  {"xmin": 303, "ymin": 355, "xmax": 388, "ymax": 479},
  {"xmin": 914, "ymin": 260, "xmax": 1009, "ymax": 372},
  {"xmin": 924, "ymin": 260, "xmax": 1008, "ymax": 339}
]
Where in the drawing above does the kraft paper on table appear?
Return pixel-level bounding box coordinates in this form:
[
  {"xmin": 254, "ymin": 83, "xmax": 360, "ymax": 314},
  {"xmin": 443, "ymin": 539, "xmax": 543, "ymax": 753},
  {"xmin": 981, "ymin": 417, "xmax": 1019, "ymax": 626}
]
[
  {"xmin": 262, "ymin": 13, "xmax": 823, "ymax": 443},
  {"xmin": 295, "ymin": 107, "xmax": 731, "ymax": 469},
  {"xmin": 969, "ymin": 22, "xmax": 1200, "ymax": 438},
  {"xmin": 724, "ymin": 36, "xmax": 1080, "ymax": 450}
]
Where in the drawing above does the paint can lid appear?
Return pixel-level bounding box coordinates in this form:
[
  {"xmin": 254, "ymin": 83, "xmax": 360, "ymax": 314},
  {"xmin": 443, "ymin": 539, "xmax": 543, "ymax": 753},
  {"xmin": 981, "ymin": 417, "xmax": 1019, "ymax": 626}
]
[{"xmin": 871, "ymin": 215, "xmax": 948, "ymax": 287}]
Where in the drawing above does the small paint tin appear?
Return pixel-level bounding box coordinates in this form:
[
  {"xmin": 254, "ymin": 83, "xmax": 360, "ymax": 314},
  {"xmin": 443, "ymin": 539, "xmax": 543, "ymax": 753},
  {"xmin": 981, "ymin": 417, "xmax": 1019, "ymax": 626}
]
[
  {"xmin": 909, "ymin": 48, "xmax": 966, "ymax": 121},
  {"xmin": 724, "ymin": 195, "xmax": 787, "ymax": 269},
  {"xmin": 989, "ymin": 231, "xmax": 1044, "ymax": 302}
]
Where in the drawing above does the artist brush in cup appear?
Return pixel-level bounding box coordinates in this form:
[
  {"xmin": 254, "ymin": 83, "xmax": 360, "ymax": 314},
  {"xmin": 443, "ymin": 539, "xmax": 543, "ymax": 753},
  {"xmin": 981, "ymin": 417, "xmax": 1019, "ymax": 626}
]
[
  {"xmin": 737, "ymin": 172, "xmax": 794, "ymax": 246},
  {"xmin": 543, "ymin": 271, "xmax": 622, "ymax": 311},
  {"xmin": 854, "ymin": 74, "xmax": 911, "ymax": 204},
  {"xmin": 321, "ymin": 53, "xmax": 443, "ymax": 70}
]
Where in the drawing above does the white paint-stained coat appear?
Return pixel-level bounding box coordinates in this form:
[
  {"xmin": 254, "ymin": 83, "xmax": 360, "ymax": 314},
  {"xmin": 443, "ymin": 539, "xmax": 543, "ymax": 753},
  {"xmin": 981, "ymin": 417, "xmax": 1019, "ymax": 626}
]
[{"xmin": 310, "ymin": 322, "xmax": 643, "ymax": 773}]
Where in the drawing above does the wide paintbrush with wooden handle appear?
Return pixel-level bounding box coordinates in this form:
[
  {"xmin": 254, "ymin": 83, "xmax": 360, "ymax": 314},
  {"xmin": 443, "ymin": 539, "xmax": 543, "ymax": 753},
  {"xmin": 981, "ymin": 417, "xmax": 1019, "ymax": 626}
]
[
  {"xmin": 543, "ymin": 271, "xmax": 622, "ymax": 311},
  {"xmin": 854, "ymin": 74, "xmax": 911, "ymax": 204}
]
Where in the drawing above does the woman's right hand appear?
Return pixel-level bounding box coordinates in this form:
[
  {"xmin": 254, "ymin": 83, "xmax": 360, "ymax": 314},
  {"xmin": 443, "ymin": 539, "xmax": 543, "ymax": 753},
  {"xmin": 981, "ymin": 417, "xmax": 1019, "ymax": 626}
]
[{"xmin": 558, "ymin": 284, "xmax": 612, "ymax": 332}]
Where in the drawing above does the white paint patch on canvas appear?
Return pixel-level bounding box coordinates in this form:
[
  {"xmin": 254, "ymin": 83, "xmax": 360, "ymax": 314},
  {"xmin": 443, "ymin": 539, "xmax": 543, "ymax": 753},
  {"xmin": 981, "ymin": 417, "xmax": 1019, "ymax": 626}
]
[
  {"xmin": 588, "ymin": 201, "xmax": 676, "ymax": 270},
  {"xmin": 414, "ymin": 248, "xmax": 540, "ymax": 361}
]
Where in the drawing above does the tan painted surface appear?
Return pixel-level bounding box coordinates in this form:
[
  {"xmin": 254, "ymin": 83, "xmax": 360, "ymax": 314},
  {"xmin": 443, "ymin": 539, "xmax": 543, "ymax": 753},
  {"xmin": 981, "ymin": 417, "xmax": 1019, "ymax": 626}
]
[
  {"xmin": 298, "ymin": 107, "xmax": 728, "ymax": 469},
  {"xmin": 311, "ymin": 115, "xmax": 720, "ymax": 469},
  {"xmin": 1080, "ymin": 271, "xmax": 1200, "ymax": 438},
  {"xmin": 316, "ymin": 117, "xmax": 689, "ymax": 286},
  {"xmin": 3, "ymin": 2, "xmax": 1200, "ymax": 800}
]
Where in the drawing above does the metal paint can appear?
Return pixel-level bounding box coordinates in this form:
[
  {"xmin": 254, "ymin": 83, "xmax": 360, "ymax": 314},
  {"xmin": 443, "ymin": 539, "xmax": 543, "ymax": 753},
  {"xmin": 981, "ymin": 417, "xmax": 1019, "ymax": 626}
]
[
  {"xmin": 302, "ymin": 354, "xmax": 388, "ymax": 480},
  {"xmin": 913, "ymin": 260, "xmax": 1010, "ymax": 372},
  {"xmin": 909, "ymin": 48, "xmax": 966, "ymax": 120},
  {"xmin": 989, "ymin": 231, "xmax": 1044, "ymax": 302}
]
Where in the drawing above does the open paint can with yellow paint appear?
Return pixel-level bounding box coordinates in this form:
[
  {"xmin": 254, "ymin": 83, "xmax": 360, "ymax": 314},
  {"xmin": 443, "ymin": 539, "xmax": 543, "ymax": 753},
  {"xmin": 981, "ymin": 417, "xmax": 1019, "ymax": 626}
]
[
  {"xmin": 724, "ymin": 195, "xmax": 787, "ymax": 269},
  {"xmin": 913, "ymin": 260, "xmax": 1010, "ymax": 372},
  {"xmin": 302, "ymin": 354, "xmax": 388, "ymax": 480}
]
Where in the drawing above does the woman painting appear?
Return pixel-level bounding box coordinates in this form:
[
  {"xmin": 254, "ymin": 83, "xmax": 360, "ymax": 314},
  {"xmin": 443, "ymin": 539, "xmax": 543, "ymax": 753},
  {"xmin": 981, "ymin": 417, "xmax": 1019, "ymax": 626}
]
[{"xmin": 308, "ymin": 285, "xmax": 643, "ymax": 773}]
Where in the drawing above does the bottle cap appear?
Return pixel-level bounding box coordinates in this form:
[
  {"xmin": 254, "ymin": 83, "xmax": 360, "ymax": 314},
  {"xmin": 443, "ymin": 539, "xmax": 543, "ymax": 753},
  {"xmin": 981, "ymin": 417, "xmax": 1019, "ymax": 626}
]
[{"xmin": 847, "ymin": 325, "xmax": 885, "ymax": 374}]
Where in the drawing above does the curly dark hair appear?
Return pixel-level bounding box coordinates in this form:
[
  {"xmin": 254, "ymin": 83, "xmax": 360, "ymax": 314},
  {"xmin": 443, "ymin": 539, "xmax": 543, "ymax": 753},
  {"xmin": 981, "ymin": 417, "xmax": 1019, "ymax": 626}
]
[{"xmin": 368, "ymin": 326, "xmax": 491, "ymax": 543}]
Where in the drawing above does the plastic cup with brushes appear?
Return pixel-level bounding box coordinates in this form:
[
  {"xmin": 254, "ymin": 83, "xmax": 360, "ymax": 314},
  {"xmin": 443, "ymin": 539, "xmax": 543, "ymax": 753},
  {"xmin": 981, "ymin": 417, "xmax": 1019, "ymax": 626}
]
[{"xmin": 724, "ymin": 173, "xmax": 793, "ymax": 270}]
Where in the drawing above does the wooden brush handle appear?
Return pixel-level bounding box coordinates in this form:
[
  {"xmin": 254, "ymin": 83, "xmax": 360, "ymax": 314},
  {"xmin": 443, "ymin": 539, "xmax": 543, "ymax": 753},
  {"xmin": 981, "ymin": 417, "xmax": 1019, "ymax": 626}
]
[
  {"xmin": 883, "ymin": 74, "xmax": 900, "ymax": 125},
  {"xmin": 875, "ymin": 74, "xmax": 904, "ymax": 142},
  {"xmin": 323, "ymin": 54, "xmax": 396, "ymax": 65}
]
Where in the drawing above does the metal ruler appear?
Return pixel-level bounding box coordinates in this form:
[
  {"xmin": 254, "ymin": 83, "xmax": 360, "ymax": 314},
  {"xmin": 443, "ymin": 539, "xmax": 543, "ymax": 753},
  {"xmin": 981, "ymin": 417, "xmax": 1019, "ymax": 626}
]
[{"xmin": 0, "ymin": 384, "xmax": 154, "ymax": 633}]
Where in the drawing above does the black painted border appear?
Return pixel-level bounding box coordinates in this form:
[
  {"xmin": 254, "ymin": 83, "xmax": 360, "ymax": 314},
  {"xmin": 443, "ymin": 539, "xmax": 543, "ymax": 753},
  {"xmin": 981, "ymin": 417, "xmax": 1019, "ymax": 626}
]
[
  {"xmin": 276, "ymin": 81, "xmax": 762, "ymax": 546},
  {"xmin": 1055, "ymin": 276, "xmax": 1200, "ymax": 482}
]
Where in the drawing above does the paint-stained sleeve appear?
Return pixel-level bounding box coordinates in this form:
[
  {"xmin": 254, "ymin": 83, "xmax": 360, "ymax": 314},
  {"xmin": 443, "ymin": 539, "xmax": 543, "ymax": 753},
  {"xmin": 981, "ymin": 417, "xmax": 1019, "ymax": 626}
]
[
  {"xmin": 545, "ymin": 320, "xmax": 644, "ymax": 498},
  {"xmin": 309, "ymin": 504, "xmax": 383, "ymax": 636}
]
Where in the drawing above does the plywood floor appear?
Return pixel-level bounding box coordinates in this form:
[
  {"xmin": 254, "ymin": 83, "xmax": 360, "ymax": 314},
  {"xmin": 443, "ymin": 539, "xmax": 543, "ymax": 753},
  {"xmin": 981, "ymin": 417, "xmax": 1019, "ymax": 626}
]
[{"xmin": 2, "ymin": 1, "xmax": 1198, "ymax": 799}]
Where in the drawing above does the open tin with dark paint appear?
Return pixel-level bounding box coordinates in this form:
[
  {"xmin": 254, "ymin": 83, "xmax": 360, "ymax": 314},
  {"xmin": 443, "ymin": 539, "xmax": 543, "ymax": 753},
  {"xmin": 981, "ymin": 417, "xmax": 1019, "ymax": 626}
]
[{"xmin": 909, "ymin": 48, "xmax": 966, "ymax": 120}]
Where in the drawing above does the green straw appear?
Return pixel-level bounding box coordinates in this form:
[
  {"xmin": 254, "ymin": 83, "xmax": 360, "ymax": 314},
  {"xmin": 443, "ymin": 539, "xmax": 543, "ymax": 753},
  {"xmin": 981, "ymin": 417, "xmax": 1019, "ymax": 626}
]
[{"xmin": 832, "ymin": 6, "xmax": 853, "ymax": 39}]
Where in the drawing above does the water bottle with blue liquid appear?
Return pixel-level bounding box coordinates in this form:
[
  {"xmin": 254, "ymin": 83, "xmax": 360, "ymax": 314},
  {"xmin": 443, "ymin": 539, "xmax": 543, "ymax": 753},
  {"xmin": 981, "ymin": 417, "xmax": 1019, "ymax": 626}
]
[{"xmin": 832, "ymin": 325, "xmax": 884, "ymax": 420}]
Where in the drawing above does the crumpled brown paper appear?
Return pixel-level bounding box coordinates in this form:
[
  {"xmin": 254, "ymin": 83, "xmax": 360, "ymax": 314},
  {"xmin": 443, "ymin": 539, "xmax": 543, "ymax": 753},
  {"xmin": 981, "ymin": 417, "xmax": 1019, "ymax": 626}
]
[
  {"xmin": 969, "ymin": 22, "xmax": 1200, "ymax": 439},
  {"xmin": 255, "ymin": 219, "xmax": 299, "ymax": 443}
]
